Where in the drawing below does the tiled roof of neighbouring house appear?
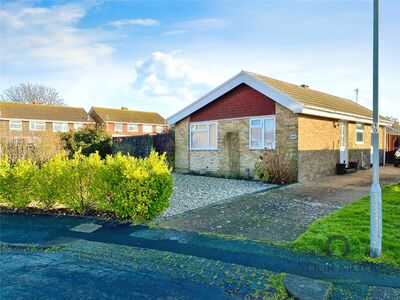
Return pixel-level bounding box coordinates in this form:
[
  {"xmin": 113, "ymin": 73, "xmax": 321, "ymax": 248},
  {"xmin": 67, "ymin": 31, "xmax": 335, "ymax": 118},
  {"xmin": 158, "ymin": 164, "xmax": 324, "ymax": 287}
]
[
  {"xmin": 0, "ymin": 102, "xmax": 92, "ymax": 122},
  {"xmin": 247, "ymin": 71, "xmax": 387, "ymax": 121},
  {"xmin": 90, "ymin": 107, "xmax": 167, "ymax": 124}
]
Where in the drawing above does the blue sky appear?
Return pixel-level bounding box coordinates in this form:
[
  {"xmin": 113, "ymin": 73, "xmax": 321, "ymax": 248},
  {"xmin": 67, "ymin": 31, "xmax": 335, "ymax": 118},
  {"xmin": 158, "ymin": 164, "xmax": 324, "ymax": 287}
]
[{"xmin": 1, "ymin": 0, "xmax": 399, "ymax": 119}]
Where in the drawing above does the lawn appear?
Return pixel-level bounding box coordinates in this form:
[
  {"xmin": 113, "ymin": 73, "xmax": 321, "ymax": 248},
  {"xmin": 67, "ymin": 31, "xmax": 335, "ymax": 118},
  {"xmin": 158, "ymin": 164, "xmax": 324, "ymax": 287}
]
[{"xmin": 289, "ymin": 184, "xmax": 400, "ymax": 268}]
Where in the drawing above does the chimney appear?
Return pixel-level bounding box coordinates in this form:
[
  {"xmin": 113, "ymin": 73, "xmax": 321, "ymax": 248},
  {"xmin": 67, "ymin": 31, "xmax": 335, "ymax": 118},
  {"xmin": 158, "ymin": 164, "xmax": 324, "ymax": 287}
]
[
  {"xmin": 121, "ymin": 107, "xmax": 128, "ymax": 110},
  {"xmin": 300, "ymin": 84, "xmax": 309, "ymax": 88}
]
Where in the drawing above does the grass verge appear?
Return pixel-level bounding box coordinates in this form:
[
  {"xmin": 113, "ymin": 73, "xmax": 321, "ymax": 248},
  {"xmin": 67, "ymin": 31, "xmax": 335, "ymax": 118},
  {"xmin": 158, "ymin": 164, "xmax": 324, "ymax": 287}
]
[{"xmin": 288, "ymin": 184, "xmax": 400, "ymax": 268}]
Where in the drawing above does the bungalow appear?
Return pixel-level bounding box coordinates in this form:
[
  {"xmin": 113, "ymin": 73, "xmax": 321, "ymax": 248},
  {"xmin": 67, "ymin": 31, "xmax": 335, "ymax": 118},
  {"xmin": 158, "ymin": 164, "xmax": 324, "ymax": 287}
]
[
  {"xmin": 89, "ymin": 107, "xmax": 168, "ymax": 138},
  {"xmin": 0, "ymin": 102, "xmax": 93, "ymax": 142},
  {"xmin": 167, "ymin": 71, "xmax": 391, "ymax": 182}
]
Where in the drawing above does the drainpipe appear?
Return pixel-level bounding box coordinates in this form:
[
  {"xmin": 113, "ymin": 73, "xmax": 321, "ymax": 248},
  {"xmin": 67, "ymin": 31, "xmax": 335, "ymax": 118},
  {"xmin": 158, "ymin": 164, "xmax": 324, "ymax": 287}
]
[
  {"xmin": 383, "ymin": 127, "xmax": 386, "ymax": 166},
  {"xmin": 370, "ymin": 0, "xmax": 382, "ymax": 258}
]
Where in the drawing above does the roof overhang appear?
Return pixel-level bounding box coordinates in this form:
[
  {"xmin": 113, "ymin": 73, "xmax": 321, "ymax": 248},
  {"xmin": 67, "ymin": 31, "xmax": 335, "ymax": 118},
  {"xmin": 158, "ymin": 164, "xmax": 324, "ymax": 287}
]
[
  {"xmin": 167, "ymin": 70, "xmax": 391, "ymax": 127},
  {"xmin": 167, "ymin": 71, "xmax": 304, "ymax": 124},
  {"xmin": 301, "ymin": 106, "xmax": 391, "ymax": 126}
]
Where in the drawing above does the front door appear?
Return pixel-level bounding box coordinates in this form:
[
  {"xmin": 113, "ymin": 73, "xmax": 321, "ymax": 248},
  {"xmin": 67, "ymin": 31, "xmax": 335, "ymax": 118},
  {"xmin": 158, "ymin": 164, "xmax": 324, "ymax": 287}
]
[{"xmin": 339, "ymin": 121, "xmax": 348, "ymax": 165}]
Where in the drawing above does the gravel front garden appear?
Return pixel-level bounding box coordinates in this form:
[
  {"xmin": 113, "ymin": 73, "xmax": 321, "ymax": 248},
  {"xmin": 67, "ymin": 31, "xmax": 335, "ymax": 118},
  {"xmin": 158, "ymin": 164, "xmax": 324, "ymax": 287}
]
[{"xmin": 160, "ymin": 173, "xmax": 275, "ymax": 218}]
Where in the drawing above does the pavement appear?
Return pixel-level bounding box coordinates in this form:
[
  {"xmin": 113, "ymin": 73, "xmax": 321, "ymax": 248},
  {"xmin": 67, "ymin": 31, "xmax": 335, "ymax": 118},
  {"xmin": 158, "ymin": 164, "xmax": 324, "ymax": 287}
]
[
  {"xmin": 155, "ymin": 166, "xmax": 400, "ymax": 242},
  {"xmin": 1, "ymin": 213, "xmax": 400, "ymax": 299}
]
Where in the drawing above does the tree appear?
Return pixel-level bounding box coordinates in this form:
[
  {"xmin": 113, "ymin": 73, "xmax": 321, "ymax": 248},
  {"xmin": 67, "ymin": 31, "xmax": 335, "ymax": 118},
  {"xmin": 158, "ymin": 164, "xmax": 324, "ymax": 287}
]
[
  {"xmin": 60, "ymin": 127, "xmax": 112, "ymax": 159},
  {"xmin": 1, "ymin": 83, "xmax": 65, "ymax": 106}
]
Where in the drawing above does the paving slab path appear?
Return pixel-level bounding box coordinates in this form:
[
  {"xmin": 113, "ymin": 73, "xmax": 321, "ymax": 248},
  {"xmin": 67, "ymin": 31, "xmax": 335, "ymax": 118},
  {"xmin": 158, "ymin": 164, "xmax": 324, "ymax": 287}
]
[
  {"xmin": 155, "ymin": 166, "xmax": 400, "ymax": 242},
  {"xmin": 1, "ymin": 213, "xmax": 400, "ymax": 300}
]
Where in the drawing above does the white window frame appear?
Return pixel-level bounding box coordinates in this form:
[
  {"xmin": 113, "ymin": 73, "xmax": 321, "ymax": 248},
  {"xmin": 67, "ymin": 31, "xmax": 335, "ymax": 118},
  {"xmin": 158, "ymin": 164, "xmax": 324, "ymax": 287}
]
[
  {"xmin": 53, "ymin": 122, "xmax": 69, "ymax": 132},
  {"xmin": 9, "ymin": 120, "xmax": 22, "ymax": 131},
  {"xmin": 249, "ymin": 116, "xmax": 276, "ymax": 150},
  {"xmin": 127, "ymin": 123, "xmax": 138, "ymax": 132},
  {"xmin": 115, "ymin": 122, "xmax": 123, "ymax": 132},
  {"xmin": 156, "ymin": 125, "xmax": 163, "ymax": 133},
  {"xmin": 190, "ymin": 121, "xmax": 218, "ymax": 150},
  {"xmin": 355, "ymin": 123, "xmax": 364, "ymax": 145},
  {"xmin": 143, "ymin": 125, "xmax": 153, "ymax": 133},
  {"xmin": 74, "ymin": 123, "xmax": 84, "ymax": 131},
  {"xmin": 29, "ymin": 121, "xmax": 46, "ymax": 131}
]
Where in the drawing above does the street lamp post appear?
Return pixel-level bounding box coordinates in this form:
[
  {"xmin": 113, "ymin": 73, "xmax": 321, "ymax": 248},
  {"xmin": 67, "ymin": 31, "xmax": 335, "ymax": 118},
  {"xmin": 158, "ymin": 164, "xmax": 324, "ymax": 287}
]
[{"xmin": 370, "ymin": 0, "xmax": 382, "ymax": 258}]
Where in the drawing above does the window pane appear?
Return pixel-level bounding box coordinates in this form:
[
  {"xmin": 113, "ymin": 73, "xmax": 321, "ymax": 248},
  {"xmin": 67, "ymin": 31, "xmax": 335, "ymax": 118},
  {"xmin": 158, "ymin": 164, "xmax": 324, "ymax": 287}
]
[
  {"xmin": 156, "ymin": 126, "xmax": 163, "ymax": 133},
  {"xmin": 128, "ymin": 124, "xmax": 137, "ymax": 132},
  {"xmin": 143, "ymin": 125, "xmax": 153, "ymax": 133},
  {"xmin": 115, "ymin": 123, "xmax": 123, "ymax": 132},
  {"xmin": 356, "ymin": 124, "xmax": 363, "ymax": 130},
  {"xmin": 250, "ymin": 127, "xmax": 262, "ymax": 148},
  {"xmin": 191, "ymin": 131, "xmax": 208, "ymax": 148},
  {"xmin": 251, "ymin": 119, "xmax": 262, "ymax": 127},
  {"xmin": 191, "ymin": 124, "xmax": 207, "ymax": 130},
  {"xmin": 74, "ymin": 123, "xmax": 84, "ymax": 130},
  {"xmin": 356, "ymin": 132, "xmax": 364, "ymax": 142},
  {"xmin": 264, "ymin": 118, "xmax": 275, "ymax": 148},
  {"xmin": 10, "ymin": 120, "xmax": 22, "ymax": 130},
  {"xmin": 209, "ymin": 123, "xmax": 217, "ymax": 148}
]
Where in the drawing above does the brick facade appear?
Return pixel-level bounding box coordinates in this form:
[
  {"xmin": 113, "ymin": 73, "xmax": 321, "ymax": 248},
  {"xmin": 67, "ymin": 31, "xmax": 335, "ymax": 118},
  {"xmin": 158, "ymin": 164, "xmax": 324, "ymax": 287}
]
[
  {"xmin": 297, "ymin": 115, "xmax": 385, "ymax": 182},
  {"xmin": 105, "ymin": 122, "xmax": 168, "ymax": 136},
  {"xmin": 174, "ymin": 103, "xmax": 298, "ymax": 179},
  {"xmin": 174, "ymin": 86, "xmax": 386, "ymax": 182},
  {"xmin": 0, "ymin": 119, "xmax": 77, "ymax": 140}
]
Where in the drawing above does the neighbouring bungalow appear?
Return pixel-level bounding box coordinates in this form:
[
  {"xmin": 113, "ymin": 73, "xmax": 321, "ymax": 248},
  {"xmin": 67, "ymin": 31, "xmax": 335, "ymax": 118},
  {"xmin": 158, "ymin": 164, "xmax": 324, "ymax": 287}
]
[
  {"xmin": 89, "ymin": 106, "xmax": 168, "ymax": 138},
  {"xmin": 167, "ymin": 71, "xmax": 391, "ymax": 182},
  {"xmin": 0, "ymin": 101, "xmax": 93, "ymax": 143}
]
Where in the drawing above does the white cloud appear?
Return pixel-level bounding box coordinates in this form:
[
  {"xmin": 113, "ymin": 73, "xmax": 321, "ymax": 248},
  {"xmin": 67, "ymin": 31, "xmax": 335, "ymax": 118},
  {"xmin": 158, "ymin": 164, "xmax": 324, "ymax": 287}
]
[
  {"xmin": 162, "ymin": 18, "xmax": 227, "ymax": 36},
  {"xmin": 0, "ymin": 2, "xmax": 114, "ymax": 69},
  {"xmin": 133, "ymin": 51, "xmax": 216, "ymax": 114},
  {"xmin": 109, "ymin": 18, "xmax": 160, "ymax": 28}
]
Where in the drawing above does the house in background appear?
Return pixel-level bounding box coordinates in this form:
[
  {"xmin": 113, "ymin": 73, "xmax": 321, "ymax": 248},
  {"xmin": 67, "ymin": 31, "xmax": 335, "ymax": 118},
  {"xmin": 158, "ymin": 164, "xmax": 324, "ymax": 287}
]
[
  {"xmin": 89, "ymin": 107, "xmax": 168, "ymax": 138},
  {"xmin": 168, "ymin": 71, "xmax": 391, "ymax": 182},
  {"xmin": 0, "ymin": 102, "xmax": 93, "ymax": 143}
]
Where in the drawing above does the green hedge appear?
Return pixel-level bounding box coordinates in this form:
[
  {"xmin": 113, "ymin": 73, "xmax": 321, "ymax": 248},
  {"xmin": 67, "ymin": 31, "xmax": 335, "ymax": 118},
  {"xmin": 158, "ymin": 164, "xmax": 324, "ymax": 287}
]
[{"xmin": 0, "ymin": 150, "xmax": 173, "ymax": 221}]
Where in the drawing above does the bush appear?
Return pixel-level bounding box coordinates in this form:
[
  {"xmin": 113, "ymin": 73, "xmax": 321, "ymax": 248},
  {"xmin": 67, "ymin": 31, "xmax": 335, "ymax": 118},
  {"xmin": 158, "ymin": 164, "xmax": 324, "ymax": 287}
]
[
  {"xmin": 0, "ymin": 150, "xmax": 173, "ymax": 220},
  {"xmin": 0, "ymin": 135, "xmax": 63, "ymax": 164},
  {"xmin": 0, "ymin": 157, "xmax": 38, "ymax": 208},
  {"xmin": 61, "ymin": 127, "xmax": 112, "ymax": 158},
  {"xmin": 255, "ymin": 147, "xmax": 297, "ymax": 184}
]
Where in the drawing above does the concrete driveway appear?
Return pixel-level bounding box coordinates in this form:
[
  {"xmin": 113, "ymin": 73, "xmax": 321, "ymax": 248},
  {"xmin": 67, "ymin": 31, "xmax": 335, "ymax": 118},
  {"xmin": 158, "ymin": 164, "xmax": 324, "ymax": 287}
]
[{"xmin": 155, "ymin": 166, "xmax": 400, "ymax": 242}]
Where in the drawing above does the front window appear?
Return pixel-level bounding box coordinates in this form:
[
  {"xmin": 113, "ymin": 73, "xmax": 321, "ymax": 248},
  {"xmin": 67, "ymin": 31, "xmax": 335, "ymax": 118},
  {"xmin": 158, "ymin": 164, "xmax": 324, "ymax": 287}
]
[
  {"xmin": 127, "ymin": 123, "xmax": 138, "ymax": 132},
  {"xmin": 156, "ymin": 125, "xmax": 163, "ymax": 133},
  {"xmin": 143, "ymin": 125, "xmax": 153, "ymax": 133},
  {"xmin": 190, "ymin": 122, "xmax": 217, "ymax": 150},
  {"xmin": 29, "ymin": 121, "xmax": 46, "ymax": 131},
  {"xmin": 74, "ymin": 123, "xmax": 84, "ymax": 131},
  {"xmin": 9, "ymin": 120, "xmax": 22, "ymax": 131},
  {"xmin": 115, "ymin": 123, "xmax": 123, "ymax": 132},
  {"xmin": 53, "ymin": 122, "xmax": 69, "ymax": 132},
  {"xmin": 249, "ymin": 117, "xmax": 276, "ymax": 149},
  {"xmin": 355, "ymin": 123, "xmax": 364, "ymax": 144}
]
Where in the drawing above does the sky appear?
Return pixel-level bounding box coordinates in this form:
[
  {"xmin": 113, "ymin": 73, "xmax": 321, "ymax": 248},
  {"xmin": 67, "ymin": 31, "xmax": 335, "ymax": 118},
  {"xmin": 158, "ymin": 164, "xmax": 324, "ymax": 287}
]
[{"xmin": 1, "ymin": 0, "xmax": 399, "ymax": 119}]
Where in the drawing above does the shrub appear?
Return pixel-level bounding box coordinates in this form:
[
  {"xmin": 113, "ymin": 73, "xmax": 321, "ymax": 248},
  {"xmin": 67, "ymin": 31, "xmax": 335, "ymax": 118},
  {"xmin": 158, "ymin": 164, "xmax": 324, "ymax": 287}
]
[
  {"xmin": 34, "ymin": 153, "xmax": 69, "ymax": 208},
  {"xmin": 255, "ymin": 147, "xmax": 297, "ymax": 184},
  {"xmin": 100, "ymin": 151, "xmax": 173, "ymax": 220},
  {"xmin": 60, "ymin": 151, "xmax": 105, "ymax": 213},
  {"xmin": 61, "ymin": 127, "xmax": 112, "ymax": 158},
  {"xmin": 0, "ymin": 157, "xmax": 38, "ymax": 208},
  {"xmin": 0, "ymin": 150, "xmax": 173, "ymax": 221},
  {"xmin": 0, "ymin": 134, "xmax": 63, "ymax": 164}
]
